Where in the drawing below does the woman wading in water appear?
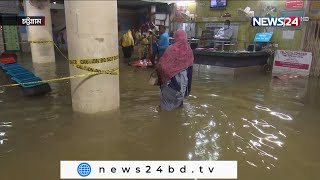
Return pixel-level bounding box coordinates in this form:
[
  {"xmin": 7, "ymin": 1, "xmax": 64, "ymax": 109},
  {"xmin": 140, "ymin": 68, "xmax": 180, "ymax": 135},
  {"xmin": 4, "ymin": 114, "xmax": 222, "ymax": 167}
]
[{"xmin": 156, "ymin": 30, "xmax": 194, "ymax": 111}]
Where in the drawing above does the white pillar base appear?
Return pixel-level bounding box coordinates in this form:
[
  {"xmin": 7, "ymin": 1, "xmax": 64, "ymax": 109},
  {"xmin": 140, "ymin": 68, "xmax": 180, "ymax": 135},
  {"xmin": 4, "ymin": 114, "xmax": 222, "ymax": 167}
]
[
  {"xmin": 24, "ymin": 0, "xmax": 55, "ymax": 63},
  {"xmin": 65, "ymin": 1, "xmax": 120, "ymax": 114}
]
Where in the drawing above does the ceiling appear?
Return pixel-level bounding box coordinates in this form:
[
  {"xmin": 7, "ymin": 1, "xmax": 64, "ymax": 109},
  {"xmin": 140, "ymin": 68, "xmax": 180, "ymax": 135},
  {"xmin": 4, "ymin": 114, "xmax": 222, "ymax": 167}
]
[
  {"xmin": 49, "ymin": 0, "xmax": 166, "ymax": 8},
  {"xmin": 118, "ymin": 0, "xmax": 164, "ymax": 8}
]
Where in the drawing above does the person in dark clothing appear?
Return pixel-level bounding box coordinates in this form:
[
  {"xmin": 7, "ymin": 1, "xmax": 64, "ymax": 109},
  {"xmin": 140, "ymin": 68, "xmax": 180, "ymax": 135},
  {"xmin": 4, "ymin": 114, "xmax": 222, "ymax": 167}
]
[
  {"xmin": 122, "ymin": 46, "xmax": 134, "ymax": 58},
  {"xmin": 167, "ymin": 66, "xmax": 193, "ymax": 98}
]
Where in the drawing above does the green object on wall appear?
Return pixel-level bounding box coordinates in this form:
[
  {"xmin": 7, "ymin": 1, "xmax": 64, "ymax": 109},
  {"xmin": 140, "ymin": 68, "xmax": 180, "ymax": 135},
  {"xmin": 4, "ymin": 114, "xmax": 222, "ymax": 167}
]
[{"xmin": 1, "ymin": 14, "xmax": 21, "ymax": 52}]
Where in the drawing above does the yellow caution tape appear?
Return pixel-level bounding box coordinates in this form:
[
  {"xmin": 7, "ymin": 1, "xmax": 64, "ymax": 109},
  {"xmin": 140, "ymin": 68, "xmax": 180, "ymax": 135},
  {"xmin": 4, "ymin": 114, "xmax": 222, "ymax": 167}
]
[
  {"xmin": 74, "ymin": 65, "xmax": 119, "ymax": 75},
  {"xmin": 52, "ymin": 43, "xmax": 120, "ymax": 75},
  {"xmin": 0, "ymin": 41, "xmax": 120, "ymax": 88},
  {"xmin": 69, "ymin": 55, "xmax": 119, "ymax": 65}
]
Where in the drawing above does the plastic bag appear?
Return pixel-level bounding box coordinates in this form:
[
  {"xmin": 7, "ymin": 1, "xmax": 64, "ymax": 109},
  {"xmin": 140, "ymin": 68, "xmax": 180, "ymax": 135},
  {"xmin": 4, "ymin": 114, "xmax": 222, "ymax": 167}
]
[{"xmin": 148, "ymin": 71, "xmax": 158, "ymax": 86}]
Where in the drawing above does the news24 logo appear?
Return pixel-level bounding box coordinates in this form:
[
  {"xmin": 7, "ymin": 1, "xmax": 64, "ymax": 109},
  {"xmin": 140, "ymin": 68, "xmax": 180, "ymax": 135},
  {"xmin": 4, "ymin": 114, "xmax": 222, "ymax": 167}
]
[{"xmin": 251, "ymin": 16, "xmax": 309, "ymax": 27}]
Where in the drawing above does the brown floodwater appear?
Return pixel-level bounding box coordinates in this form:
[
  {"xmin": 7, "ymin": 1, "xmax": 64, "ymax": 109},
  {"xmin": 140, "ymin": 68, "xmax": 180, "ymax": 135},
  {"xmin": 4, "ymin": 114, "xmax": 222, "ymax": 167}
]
[{"xmin": 0, "ymin": 52, "xmax": 320, "ymax": 180}]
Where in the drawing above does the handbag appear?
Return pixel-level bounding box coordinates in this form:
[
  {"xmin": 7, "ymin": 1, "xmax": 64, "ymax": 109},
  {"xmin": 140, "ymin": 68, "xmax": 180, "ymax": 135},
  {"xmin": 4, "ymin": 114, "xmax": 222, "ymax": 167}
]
[{"xmin": 148, "ymin": 71, "xmax": 158, "ymax": 86}]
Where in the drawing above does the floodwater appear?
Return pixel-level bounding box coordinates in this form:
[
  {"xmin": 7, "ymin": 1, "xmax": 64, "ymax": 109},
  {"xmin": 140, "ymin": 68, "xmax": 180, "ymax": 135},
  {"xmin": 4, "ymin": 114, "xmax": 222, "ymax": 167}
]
[{"xmin": 0, "ymin": 51, "xmax": 320, "ymax": 180}]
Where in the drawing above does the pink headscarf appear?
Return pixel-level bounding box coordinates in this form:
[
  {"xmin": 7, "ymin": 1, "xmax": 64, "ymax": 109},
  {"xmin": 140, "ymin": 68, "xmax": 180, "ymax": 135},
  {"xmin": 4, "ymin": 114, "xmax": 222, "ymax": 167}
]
[{"xmin": 157, "ymin": 29, "xmax": 194, "ymax": 85}]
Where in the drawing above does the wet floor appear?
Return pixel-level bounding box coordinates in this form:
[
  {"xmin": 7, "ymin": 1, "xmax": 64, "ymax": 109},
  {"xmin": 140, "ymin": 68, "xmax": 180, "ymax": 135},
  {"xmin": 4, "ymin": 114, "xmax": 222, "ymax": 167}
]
[{"xmin": 0, "ymin": 51, "xmax": 320, "ymax": 180}]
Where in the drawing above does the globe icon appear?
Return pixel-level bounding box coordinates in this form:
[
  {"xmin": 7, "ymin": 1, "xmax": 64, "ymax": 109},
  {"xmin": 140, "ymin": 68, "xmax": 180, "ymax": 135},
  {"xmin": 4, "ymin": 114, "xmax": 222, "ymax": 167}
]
[{"xmin": 77, "ymin": 163, "xmax": 91, "ymax": 177}]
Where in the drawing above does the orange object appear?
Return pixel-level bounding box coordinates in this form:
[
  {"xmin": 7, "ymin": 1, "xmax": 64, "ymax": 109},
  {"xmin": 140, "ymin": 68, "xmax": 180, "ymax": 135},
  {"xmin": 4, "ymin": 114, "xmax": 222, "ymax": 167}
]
[
  {"xmin": 0, "ymin": 57, "xmax": 16, "ymax": 64},
  {"xmin": 130, "ymin": 59, "xmax": 153, "ymax": 67}
]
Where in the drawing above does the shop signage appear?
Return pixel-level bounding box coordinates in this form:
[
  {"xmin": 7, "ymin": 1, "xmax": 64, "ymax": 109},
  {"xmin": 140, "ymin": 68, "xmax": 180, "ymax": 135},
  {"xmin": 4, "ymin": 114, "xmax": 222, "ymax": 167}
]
[
  {"xmin": 285, "ymin": 0, "xmax": 304, "ymax": 10},
  {"xmin": 272, "ymin": 50, "xmax": 312, "ymax": 76},
  {"xmin": 254, "ymin": 32, "xmax": 273, "ymax": 43}
]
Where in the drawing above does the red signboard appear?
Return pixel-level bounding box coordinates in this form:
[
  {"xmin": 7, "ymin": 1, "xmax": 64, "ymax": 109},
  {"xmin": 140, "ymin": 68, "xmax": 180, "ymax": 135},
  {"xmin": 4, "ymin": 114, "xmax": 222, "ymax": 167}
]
[
  {"xmin": 274, "ymin": 61, "xmax": 309, "ymax": 70},
  {"xmin": 272, "ymin": 50, "xmax": 312, "ymax": 76},
  {"xmin": 285, "ymin": 0, "xmax": 304, "ymax": 10}
]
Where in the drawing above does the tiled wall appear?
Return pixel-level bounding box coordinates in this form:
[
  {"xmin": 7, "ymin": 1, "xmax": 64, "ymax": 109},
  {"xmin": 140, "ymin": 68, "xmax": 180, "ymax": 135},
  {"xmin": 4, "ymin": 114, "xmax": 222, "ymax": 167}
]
[{"xmin": 0, "ymin": 1, "xmax": 20, "ymax": 53}]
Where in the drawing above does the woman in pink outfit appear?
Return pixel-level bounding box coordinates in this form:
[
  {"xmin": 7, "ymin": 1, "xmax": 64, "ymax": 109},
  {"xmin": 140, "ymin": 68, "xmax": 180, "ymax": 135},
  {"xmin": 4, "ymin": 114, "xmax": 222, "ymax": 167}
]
[{"xmin": 156, "ymin": 29, "xmax": 194, "ymax": 111}]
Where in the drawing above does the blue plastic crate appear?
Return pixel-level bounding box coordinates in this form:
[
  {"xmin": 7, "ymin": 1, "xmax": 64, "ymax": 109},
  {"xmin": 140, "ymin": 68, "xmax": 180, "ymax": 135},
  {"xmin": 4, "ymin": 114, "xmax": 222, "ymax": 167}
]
[
  {"xmin": 0, "ymin": 61, "xmax": 15, "ymax": 67},
  {"xmin": 5, "ymin": 67, "xmax": 28, "ymax": 73},
  {"xmin": 7, "ymin": 69, "xmax": 32, "ymax": 76},
  {"xmin": 2, "ymin": 64, "xmax": 25, "ymax": 71},
  {"xmin": 6, "ymin": 66, "xmax": 29, "ymax": 71},
  {"xmin": 13, "ymin": 73, "xmax": 36, "ymax": 80},
  {"xmin": 11, "ymin": 76, "xmax": 44, "ymax": 88},
  {"xmin": 1, "ymin": 63, "xmax": 19, "ymax": 68}
]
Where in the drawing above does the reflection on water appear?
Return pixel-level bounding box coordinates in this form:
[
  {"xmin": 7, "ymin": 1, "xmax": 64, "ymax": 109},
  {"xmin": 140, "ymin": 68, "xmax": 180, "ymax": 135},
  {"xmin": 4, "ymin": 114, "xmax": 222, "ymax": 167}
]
[{"xmin": 0, "ymin": 54, "xmax": 320, "ymax": 180}]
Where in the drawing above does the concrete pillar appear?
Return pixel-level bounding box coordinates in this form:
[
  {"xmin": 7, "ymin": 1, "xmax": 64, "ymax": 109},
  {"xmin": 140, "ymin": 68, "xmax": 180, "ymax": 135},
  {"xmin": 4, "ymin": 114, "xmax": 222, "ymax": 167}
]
[
  {"xmin": 24, "ymin": 0, "xmax": 55, "ymax": 63},
  {"xmin": 64, "ymin": 1, "xmax": 120, "ymax": 113}
]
